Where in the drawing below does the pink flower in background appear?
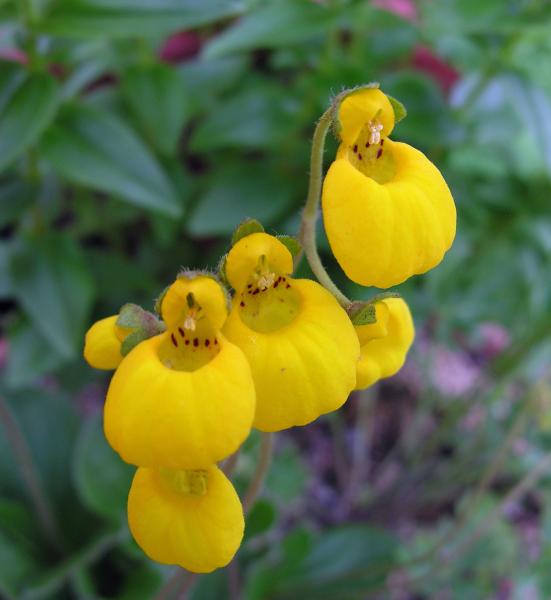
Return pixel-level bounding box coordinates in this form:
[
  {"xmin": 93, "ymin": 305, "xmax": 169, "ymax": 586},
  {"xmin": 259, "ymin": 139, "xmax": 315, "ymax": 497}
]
[
  {"xmin": 431, "ymin": 345, "xmax": 480, "ymax": 397},
  {"xmin": 159, "ymin": 32, "xmax": 201, "ymax": 63},
  {"xmin": 373, "ymin": 0, "xmax": 417, "ymax": 20},
  {"xmin": 413, "ymin": 46, "xmax": 460, "ymax": 94},
  {"xmin": 477, "ymin": 322, "xmax": 511, "ymax": 359}
]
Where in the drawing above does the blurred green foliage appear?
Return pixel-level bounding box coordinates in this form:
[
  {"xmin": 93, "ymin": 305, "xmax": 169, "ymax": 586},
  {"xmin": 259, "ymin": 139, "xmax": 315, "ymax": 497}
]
[{"xmin": 1, "ymin": 0, "xmax": 551, "ymax": 598}]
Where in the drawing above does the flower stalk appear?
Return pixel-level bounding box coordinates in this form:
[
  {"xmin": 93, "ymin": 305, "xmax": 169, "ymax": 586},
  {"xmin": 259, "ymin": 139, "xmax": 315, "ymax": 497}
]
[{"xmin": 299, "ymin": 107, "xmax": 350, "ymax": 307}]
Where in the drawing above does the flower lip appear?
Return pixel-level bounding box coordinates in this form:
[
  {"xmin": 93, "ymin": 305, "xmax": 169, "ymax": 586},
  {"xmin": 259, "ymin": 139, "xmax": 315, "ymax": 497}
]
[
  {"xmin": 336, "ymin": 87, "xmax": 395, "ymax": 147},
  {"xmin": 161, "ymin": 274, "xmax": 228, "ymax": 332},
  {"xmin": 225, "ymin": 232, "xmax": 294, "ymax": 293}
]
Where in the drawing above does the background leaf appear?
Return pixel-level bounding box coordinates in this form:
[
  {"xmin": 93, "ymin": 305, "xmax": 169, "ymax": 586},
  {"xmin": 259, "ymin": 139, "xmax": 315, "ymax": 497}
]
[
  {"xmin": 122, "ymin": 64, "xmax": 190, "ymax": 157},
  {"xmin": 40, "ymin": 104, "xmax": 183, "ymax": 218},
  {"xmin": 9, "ymin": 233, "xmax": 95, "ymax": 359},
  {"xmin": 0, "ymin": 71, "xmax": 59, "ymax": 173}
]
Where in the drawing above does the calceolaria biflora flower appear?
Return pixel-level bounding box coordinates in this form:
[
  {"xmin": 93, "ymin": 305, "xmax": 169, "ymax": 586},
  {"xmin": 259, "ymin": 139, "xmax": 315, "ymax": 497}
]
[
  {"xmin": 354, "ymin": 297, "xmax": 414, "ymax": 390},
  {"xmin": 128, "ymin": 465, "xmax": 244, "ymax": 573},
  {"xmin": 82, "ymin": 81, "xmax": 453, "ymax": 577},
  {"xmin": 222, "ymin": 232, "xmax": 360, "ymax": 431},
  {"xmin": 104, "ymin": 274, "xmax": 256, "ymax": 469},
  {"xmin": 322, "ymin": 86, "xmax": 456, "ymax": 289}
]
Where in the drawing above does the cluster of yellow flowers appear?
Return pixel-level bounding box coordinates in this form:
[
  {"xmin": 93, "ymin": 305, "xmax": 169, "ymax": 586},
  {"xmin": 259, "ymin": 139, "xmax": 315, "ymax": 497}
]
[{"xmin": 84, "ymin": 86, "xmax": 455, "ymax": 574}]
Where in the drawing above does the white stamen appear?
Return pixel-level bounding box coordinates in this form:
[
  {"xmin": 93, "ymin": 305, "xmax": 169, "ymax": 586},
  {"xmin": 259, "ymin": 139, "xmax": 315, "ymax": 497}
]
[
  {"xmin": 183, "ymin": 315, "xmax": 197, "ymax": 331},
  {"xmin": 257, "ymin": 272, "xmax": 276, "ymax": 291},
  {"xmin": 368, "ymin": 120, "xmax": 384, "ymax": 145}
]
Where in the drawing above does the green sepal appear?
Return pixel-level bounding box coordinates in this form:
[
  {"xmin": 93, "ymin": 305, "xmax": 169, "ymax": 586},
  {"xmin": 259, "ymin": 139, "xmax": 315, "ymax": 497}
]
[
  {"xmin": 347, "ymin": 301, "xmax": 377, "ymax": 326},
  {"xmin": 116, "ymin": 303, "xmax": 165, "ymax": 356},
  {"xmin": 386, "ymin": 95, "xmax": 407, "ymax": 124},
  {"xmin": 217, "ymin": 254, "xmax": 230, "ymax": 287},
  {"xmin": 120, "ymin": 329, "xmax": 149, "ymax": 357},
  {"xmin": 231, "ymin": 218, "xmax": 264, "ymax": 246},
  {"xmin": 277, "ymin": 235, "xmax": 302, "ymax": 259},
  {"xmin": 154, "ymin": 284, "xmax": 170, "ymax": 316},
  {"xmin": 346, "ymin": 292, "xmax": 401, "ymax": 326}
]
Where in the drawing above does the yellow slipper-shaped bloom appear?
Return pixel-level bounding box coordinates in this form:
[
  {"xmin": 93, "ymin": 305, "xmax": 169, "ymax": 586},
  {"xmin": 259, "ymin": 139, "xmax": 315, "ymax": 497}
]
[
  {"xmin": 222, "ymin": 232, "xmax": 360, "ymax": 432},
  {"xmin": 84, "ymin": 315, "xmax": 130, "ymax": 370},
  {"xmin": 128, "ymin": 465, "xmax": 244, "ymax": 573},
  {"xmin": 104, "ymin": 274, "xmax": 255, "ymax": 469},
  {"xmin": 355, "ymin": 297, "xmax": 414, "ymax": 390},
  {"xmin": 322, "ymin": 87, "xmax": 456, "ymax": 289}
]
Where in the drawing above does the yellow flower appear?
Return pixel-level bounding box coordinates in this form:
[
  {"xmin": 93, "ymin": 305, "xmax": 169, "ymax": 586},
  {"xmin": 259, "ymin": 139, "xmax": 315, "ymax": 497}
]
[
  {"xmin": 104, "ymin": 274, "xmax": 255, "ymax": 469},
  {"xmin": 355, "ymin": 298, "xmax": 414, "ymax": 390},
  {"xmin": 83, "ymin": 316, "xmax": 130, "ymax": 370},
  {"xmin": 128, "ymin": 465, "xmax": 244, "ymax": 573},
  {"xmin": 222, "ymin": 233, "xmax": 360, "ymax": 432},
  {"xmin": 322, "ymin": 87, "xmax": 456, "ymax": 289}
]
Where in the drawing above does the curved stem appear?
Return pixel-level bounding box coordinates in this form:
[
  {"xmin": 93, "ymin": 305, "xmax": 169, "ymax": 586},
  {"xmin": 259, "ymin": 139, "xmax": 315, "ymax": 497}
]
[
  {"xmin": 0, "ymin": 395, "xmax": 64, "ymax": 552},
  {"xmin": 243, "ymin": 432, "xmax": 274, "ymax": 512},
  {"xmin": 299, "ymin": 108, "xmax": 350, "ymax": 307}
]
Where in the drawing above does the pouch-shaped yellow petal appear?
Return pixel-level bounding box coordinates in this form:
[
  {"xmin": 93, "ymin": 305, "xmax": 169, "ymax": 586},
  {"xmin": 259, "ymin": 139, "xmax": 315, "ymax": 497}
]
[
  {"xmin": 161, "ymin": 275, "xmax": 228, "ymax": 331},
  {"xmin": 225, "ymin": 232, "xmax": 294, "ymax": 293},
  {"xmin": 84, "ymin": 316, "xmax": 127, "ymax": 370},
  {"xmin": 128, "ymin": 466, "xmax": 244, "ymax": 573},
  {"xmin": 322, "ymin": 139, "xmax": 456, "ymax": 288},
  {"xmin": 355, "ymin": 298, "xmax": 414, "ymax": 390},
  {"xmin": 104, "ymin": 333, "xmax": 255, "ymax": 469},
  {"xmin": 223, "ymin": 279, "xmax": 359, "ymax": 431},
  {"xmin": 337, "ymin": 87, "xmax": 395, "ymax": 147}
]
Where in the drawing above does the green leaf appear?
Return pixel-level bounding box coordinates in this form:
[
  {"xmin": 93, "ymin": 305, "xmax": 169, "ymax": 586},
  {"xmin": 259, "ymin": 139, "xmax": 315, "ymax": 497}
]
[
  {"xmin": 187, "ymin": 165, "xmax": 294, "ymax": 236},
  {"xmin": 0, "ymin": 501, "xmax": 42, "ymax": 599},
  {"xmin": 40, "ymin": 104, "xmax": 182, "ymax": 218},
  {"xmin": 277, "ymin": 235, "xmax": 302, "ymax": 259},
  {"xmin": 387, "ymin": 94, "xmax": 407, "ymax": 124},
  {"xmin": 232, "ymin": 218, "xmax": 265, "ymax": 246},
  {"xmin": 38, "ymin": 0, "xmax": 244, "ymax": 39},
  {"xmin": 0, "ymin": 389, "xmax": 79, "ymax": 516},
  {"xmin": 245, "ymin": 499, "xmax": 276, "ymax": 539},
  {"xmin": 0, "ymin": 72, "xmax": 59, "ymax": 173},
  {"xmin": 73, "ymin": 414, "xmax": 134, "ymax": 522},
  {"xmin": 203, "ymin": 0, "xmax": 338, "ymax": 59},
  {"xmin": 4, "ymin": 319, "xmax": 67, "ymax": 389},
  {"xmin": 122, "ymin": 64, "xmax": 190, "ymax": 157},
  {"xmin": 190, "ymin": 86, "xmax": 290, "ymax": 151},
  {"xmin": 9, "ymin": 233, "xmax": 95, "ymax": 359},
  {"xmin": 0, "ymin": 179, "xmax": 34, "ymax": 229}
]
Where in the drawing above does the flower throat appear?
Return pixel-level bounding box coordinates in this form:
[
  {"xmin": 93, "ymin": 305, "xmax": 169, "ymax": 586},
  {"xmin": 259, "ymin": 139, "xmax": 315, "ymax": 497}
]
[
  {"xmin": 158, "ymin": 293, "xmax": 221, "ymax": 371},
  {"xmin": 345, "ymin": 118, "xmax": 396, "ymax": 184},
  {"xmin": 238, "ymin": 256, "xmax": 301, "ymax": 334}
]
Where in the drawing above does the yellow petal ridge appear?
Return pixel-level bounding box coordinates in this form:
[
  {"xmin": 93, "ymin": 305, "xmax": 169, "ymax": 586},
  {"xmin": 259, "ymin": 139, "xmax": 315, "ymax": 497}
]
[
  {"xmin": 104, "ymin": 333, "xmax": 255, "ymax": 469},
  {"xmin": 223, "ymin": 279, "xmax": 360, "ymax": 431},
  {"xmin": 322, "ymin": 139, "xmax": 456, "ymax": 288},
  {"xmin": 128, "ymin": 465, "xmax": 244, "ymax": 573}
]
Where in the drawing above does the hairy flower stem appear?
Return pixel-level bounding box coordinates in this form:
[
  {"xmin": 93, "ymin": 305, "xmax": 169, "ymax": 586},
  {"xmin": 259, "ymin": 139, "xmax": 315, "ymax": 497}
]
[
  {"xmin": 299, "ymin": 107, "xmax": 350, "ymax": 307},
  {"xmin": 0, "ymin": 395, "xmax": 64, "ymax": 553}
]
